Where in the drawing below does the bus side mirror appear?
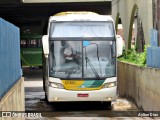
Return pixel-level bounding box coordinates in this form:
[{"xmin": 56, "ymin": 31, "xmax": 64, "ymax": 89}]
[
  {"xmin": 42, "ymin": 35, "xmax": 49, "ymax": 58},
  {"xmin": 116, "ymin": 35, "xmax": 124, "ymax": 57}
]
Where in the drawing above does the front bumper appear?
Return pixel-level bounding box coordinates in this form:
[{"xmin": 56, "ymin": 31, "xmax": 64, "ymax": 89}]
[{"xmin": 47, "ymin": 86, "xmax": 117, "ymax": 102}]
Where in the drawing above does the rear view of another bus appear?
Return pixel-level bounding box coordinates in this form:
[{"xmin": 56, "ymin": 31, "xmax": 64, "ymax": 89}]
[{"xmin": 42, "ymin": 12, "xmax": 121, "ymax": 106}]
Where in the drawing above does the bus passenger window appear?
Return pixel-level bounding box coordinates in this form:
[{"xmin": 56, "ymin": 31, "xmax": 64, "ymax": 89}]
[
  {"xmin": 37, "ymin": 39, "xmax": 42, "ymax": 48},
  {"xmin": 31, "ymin": 39, "xmax": 36, "ymax": 48},
  {"xmin": 26, "ymin": 40, "xmax": 30, "ymax": 48},
  {"xmin": 20, "ymin": 40, "xmax": 26, "ymax": 48}
]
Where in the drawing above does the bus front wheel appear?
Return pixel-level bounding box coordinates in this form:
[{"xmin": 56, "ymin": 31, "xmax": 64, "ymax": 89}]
[{"xmin": 102, "ymin": 101, "xmax": 112, "ymax": 110}]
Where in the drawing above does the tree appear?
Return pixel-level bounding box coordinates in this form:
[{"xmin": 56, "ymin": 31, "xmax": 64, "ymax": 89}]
[{"xmin": 136, "ymin": 9, "xmax": 145, "ymax": 52}]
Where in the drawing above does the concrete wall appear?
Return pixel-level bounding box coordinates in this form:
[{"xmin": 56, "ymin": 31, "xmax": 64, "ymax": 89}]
[
  {"xmin": 112, "ymin": 0, "xmax": 153, "ymax": 49},
  {"xmin": 117, "ymin": 62, "xmax": 160, "ymax": 111},
  {"xmin": 0, "ymin": 77, "xmax": 25, "ymax": 120}
]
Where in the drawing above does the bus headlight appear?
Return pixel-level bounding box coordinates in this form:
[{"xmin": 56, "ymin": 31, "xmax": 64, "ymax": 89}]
[
  {"xmin": 49, "ymin": 82, "xmax": 64, "ymax": 89},
  {"xmin": 102, "ymin": 82, "xmax": 117, "ymax": 88}
]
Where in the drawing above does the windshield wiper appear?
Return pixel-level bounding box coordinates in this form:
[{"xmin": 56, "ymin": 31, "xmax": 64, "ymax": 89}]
[
  {"xmin": 85, "ymin": 57, "xmax": 100, "ymax": 79},
  {"xmin": 66, "ymin": 63, "xmax": 78, "ymax": 78},
  {"xmin": 84, "ymin": 45, "xmax": 101, "ymax": 79},
  {"xmin": 66, "ymin": 57, "xmax": 80, "ymax": 78}
]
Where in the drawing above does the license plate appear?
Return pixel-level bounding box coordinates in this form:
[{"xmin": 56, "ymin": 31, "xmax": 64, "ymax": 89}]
[{"xmin": 77, "ymin": 94, "xmax": 89, "ymax": 97}]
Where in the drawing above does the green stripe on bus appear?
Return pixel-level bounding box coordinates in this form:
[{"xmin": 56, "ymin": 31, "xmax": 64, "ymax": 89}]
[
  {"xmin": 79, "ymin": 80, "xmax": 95, "ymax": 88},
  {"xmin": 90, "ymin": 80, "xmax": 105, "ymax": 88}
]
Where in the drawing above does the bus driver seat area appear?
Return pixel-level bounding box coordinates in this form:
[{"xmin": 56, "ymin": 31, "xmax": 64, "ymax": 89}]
[
  {"xmin": 63, "ymin": 46, "xmax": 74, "ymax": 63},
  {"xmin": 63, "ymin": 42, "xmax": 80, "ymax": 64}
]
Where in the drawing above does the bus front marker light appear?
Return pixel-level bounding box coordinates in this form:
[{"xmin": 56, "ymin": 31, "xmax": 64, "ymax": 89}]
[
  {"xmin": 49, "ymin": 82, "xmax": 64, "ymax": 89},
  {"xmin": 106, "ymin": 97, "xmax": 112, "ymax": 100},
  {"xmin": 53, "ymin": 97, "xmax": 59, "ymax": 101},
  {"xmin": 102, "ymin": 82, "xmax": 117, "ymax": 88}
]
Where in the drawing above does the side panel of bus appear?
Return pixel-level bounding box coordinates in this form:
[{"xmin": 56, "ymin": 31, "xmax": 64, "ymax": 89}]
[{"xmin": 20, "ymin": 34, "xmax": 43, "ymax": 67}]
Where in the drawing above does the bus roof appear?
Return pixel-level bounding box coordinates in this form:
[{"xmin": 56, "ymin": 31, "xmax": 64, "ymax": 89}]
[
  {"xmin": 49, "ymin": 11, "xmax": 114, "ymax": 22},
  {"xmin": 54, "ymin": 11, "xmax": 98, "ymax": 16}
]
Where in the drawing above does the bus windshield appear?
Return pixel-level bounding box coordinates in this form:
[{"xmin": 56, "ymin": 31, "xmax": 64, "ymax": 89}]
[
  {"xmin": 49, "ymin": 40, "xmax": 116, "ymax": 79},
  {"xmin": 49, "ymin": 21, "xmax": 116, "ymax": 79}
]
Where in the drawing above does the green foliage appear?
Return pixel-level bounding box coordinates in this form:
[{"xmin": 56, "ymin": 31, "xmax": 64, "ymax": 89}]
[{"xmin": 118, "ymin": 45, "xmax": 148, "ymax": 67}]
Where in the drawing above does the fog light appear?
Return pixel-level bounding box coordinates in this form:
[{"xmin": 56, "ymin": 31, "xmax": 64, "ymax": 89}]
[
  {"xmin": 107, "ymin": 97, "xmax": 112, "ymax": 100},
  {"xmin": 53, "ymin": 97, "xmax": 59, "ymax": 100}
]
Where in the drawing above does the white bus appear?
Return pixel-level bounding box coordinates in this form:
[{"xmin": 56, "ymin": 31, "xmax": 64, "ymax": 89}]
[{"xmin": 42, "ymin": 12, "xmax": 122, "ymax": 105}]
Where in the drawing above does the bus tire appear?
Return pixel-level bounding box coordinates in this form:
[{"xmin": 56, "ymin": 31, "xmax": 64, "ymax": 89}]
[
  {"xmin": 102, "ymin": 101, "xmax": 112, "ymax": 110},
  {"xmin": 45, "ymin": 93, "xmax": 52, "ymax": 105},
  {"xmin": 39, "ymin": 66, "xmax": 43, "ymax": 69}
]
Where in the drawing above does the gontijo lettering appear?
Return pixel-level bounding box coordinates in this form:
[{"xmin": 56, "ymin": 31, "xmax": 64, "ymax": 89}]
[{"xmin": 23, "ymin": 51, "xmax": 42, "ymax": 54}]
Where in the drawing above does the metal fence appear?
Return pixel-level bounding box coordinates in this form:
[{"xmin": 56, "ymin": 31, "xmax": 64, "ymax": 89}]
[{"xmin": 0, "ymin": 18, "xmax": 22, "ymax": 99}]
